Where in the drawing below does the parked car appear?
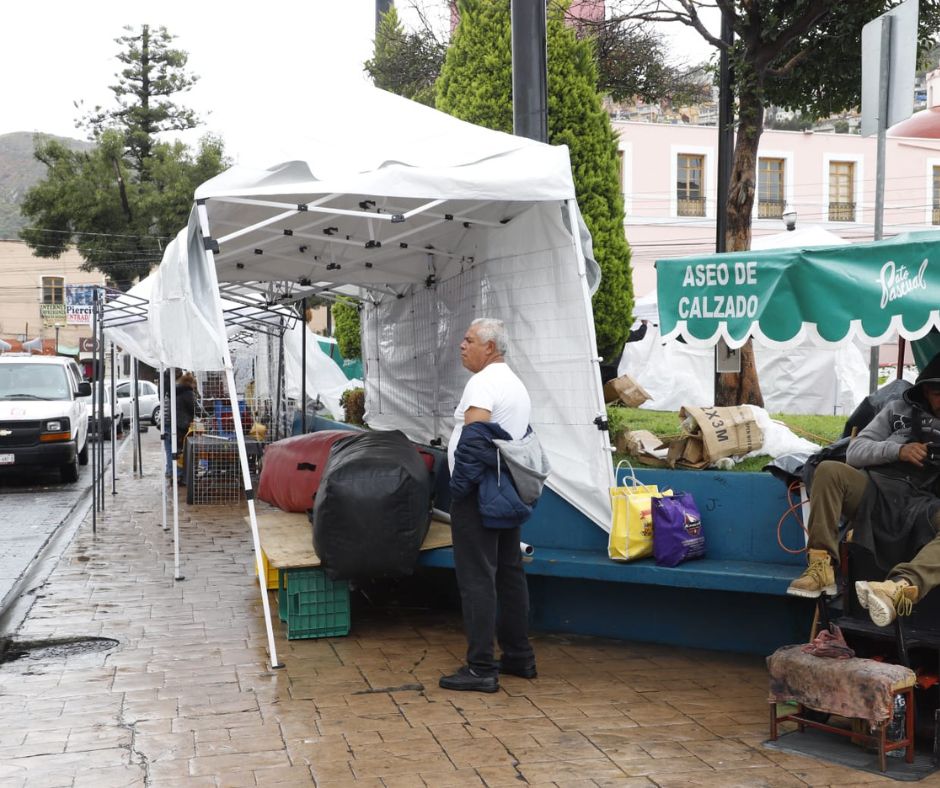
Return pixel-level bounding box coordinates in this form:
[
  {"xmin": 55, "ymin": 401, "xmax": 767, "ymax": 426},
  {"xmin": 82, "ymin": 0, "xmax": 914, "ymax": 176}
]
[
  {"xmin": 0, "ymin": 354, "xmax": 90, "ymax": 482},
  {"xmin": 89, "ymin": 385, "xmax": 123, "ymax": 440},
  {"xmin": 115, "ymin": 378, "xmax": 161, "ymax": 428}
]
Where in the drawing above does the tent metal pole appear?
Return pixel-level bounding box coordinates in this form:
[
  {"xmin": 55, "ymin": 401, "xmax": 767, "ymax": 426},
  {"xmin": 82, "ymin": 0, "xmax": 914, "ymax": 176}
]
[
  {"xmin": 98, "ymin": 309, "xmax": 107, "ymax": 507},
  {"xmin": 170, "ymin": 366, "xmax": 182, "ymax": 580},
  {"xmin": 91, "ymin": 289, "xmax": 99, "ymax": 532},
  {"xmin": 133, "ymin": 359, "xmax": 143, "ymax": 476},
  {"xmin": 110, "ymin": 342, "xmax": 117, "ymax": 495},
  {"xmin": 92, "ymin": 310, "xmax": 105, "ymax": 512},
  {"xmin": 301, "ymin": 298, "xmax": 308, "ymax": 434},
  {"xmin": 275, "ymin": 325, "xmax": 285, "ymax": 442},
  {"xmin": 196, "ymin": 199, "xmax": 282, "ymax": 670},
  {"xmin": 871, "ymin": 16, "xmax": 892, "ymax": 393},
  {"xmin": 566, "ymin": 199, "xmax": 616, "ymax": 490},
  {"xmin": 159, "ymin": 364, "xmax": 168, "ymax": 531}
]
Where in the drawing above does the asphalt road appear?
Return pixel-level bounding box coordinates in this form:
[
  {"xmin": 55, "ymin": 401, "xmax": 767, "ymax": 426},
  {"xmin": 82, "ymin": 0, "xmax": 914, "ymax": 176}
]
[{"xmin": 0, "ymin": 436, "xmax": 125, "ymax": 621}]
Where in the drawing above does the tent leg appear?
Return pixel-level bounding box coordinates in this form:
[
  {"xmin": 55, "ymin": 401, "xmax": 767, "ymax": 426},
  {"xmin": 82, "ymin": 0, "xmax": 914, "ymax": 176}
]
[
  {"xmin": 159, "ymin": 365, "xmax": 168, "ymax": 532},
  {"xmin": 170, "ymin": 367, "xmax": 183, "ymax": 580},
  {"xmin": 224, "ymin": 366, "xmax": 282, "ymax": 669},
  {"xmin": 197, "ymin": 199, "xmax": 281, "ymax": 669}
]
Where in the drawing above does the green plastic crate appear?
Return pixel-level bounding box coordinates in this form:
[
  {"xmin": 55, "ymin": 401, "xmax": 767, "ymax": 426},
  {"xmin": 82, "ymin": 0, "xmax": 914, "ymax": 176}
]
[{"xmin": 278, "ymin": 567, "xmax": 350, "ymax": 639}]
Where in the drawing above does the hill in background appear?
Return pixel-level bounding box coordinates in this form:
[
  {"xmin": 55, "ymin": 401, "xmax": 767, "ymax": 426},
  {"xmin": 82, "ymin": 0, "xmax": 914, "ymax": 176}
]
[{"xmin": 0, "ymin": 131, "xmax": 92, "ymax": 240}]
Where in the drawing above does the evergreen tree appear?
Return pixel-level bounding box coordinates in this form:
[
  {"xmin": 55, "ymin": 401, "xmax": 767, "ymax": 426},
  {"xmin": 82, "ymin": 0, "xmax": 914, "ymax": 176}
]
[
  {"xmin": 365, "ymin": 6, "xmax": 446, "ymax": 106},
  {"xmin": 437, "ymin": 0, "xmax": 632, "ymax": 359},
  {"xmin": 19, "ymin": 25, "xmax": 227, "ymax": 289},
  {"xmin": 332, "ymin": 297, "xmax": 362, "ymax": 360}
]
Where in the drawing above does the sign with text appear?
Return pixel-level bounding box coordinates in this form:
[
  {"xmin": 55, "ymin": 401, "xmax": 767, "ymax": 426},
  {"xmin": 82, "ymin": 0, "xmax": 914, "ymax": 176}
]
[
  {"xmin": 655, "ymin": 231, "xmax": 940, "ymax": 349},
  {"xmin": 66, "ymin": 285, "xmax": 96, "ymax": 325}
]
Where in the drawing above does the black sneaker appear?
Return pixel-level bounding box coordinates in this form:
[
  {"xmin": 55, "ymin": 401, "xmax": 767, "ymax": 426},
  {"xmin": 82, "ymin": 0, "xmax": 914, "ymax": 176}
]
[
  {"xmin": 439, "ymin": 666, "xmax": 499, "ymax": 693},
  {"xmin": 498, "ymin": 659, "xmax": 538, "ymax": 679}
]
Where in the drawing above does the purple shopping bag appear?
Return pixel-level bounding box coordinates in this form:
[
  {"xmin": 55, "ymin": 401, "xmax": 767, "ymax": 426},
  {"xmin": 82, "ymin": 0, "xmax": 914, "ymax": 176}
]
[{"xmin": 651, "ymin": 492, "xmax": 706, "ymax": 567}]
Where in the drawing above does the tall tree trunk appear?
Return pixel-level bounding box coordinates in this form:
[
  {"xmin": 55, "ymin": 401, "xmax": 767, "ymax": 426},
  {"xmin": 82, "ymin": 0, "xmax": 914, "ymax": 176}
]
[{"xmin": 715, "ymin": 81, "xmax": 764, "ymax": 408}]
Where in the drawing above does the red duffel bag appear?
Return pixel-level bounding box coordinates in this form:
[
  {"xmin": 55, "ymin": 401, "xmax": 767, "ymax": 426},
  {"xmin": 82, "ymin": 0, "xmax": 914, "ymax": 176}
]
[{"xmin": 257, "ymin": 430, "xmax": 352, "ymax": 512}]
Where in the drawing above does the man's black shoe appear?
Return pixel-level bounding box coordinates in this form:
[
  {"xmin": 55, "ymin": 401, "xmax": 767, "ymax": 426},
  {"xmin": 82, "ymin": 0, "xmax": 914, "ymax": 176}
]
[
  {"xmin": 439, "ymin": 666, "xmax": 499, "ymax": 693},
  {"xmin": 498, "ymin": 659, "xmax": 538, "ymax": 679}
]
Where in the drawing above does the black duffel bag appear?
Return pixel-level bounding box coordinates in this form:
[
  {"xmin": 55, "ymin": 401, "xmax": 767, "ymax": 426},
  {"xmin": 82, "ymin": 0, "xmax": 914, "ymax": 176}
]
[{"xmin": 311, "ymin": 430, "xmax": 431, "ymax": 581}]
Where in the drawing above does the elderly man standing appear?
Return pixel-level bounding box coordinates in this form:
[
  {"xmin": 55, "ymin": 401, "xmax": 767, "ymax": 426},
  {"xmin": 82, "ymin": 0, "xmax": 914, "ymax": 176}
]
[{"xmin": 440, "ymin": 318, "xmax": 549, "ymax": 693}]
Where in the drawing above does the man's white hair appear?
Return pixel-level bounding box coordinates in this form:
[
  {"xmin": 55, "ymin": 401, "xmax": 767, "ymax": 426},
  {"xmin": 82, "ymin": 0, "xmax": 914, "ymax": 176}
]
[{"xmin": 471, "ymin": 318, "xmax": 509, "ymax": 355}]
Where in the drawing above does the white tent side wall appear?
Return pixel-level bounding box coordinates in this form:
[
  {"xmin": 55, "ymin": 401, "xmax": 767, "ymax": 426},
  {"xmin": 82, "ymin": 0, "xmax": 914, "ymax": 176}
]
[
  {"xmin": 363, "ymin": 204, "xmax": 612, "ymax": 529},
  {"xmin": 150, "ymin": 215, "xmax": 229, "ymax": 372}
]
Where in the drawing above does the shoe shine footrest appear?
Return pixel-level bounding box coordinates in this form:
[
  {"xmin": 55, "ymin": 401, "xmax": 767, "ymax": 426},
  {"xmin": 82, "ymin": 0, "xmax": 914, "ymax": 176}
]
[{"xmin": 767, "ymin": 644, "xmax": 916, "ymax": 772}]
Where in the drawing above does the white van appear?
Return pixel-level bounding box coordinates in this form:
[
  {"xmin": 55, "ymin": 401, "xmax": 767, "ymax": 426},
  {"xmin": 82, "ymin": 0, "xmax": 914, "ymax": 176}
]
[{"xmin": 0, "ymin": 355, "xmax": 91, "ymax": 483}]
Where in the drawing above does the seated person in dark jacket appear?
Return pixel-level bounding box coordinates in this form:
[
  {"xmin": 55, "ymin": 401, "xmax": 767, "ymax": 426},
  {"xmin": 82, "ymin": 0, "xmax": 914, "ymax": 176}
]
[{"xmin": 787, "ymin": 353, "xmax": 940, "ymax": 627}]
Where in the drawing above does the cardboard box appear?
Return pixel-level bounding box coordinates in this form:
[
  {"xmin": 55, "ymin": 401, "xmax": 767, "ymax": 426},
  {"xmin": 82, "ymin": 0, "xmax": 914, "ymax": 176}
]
[
  {"xmin": 603, "ymin": 373, "xmax": 651, "ymax": 407},
  {"xmin": 674, "ymin": 405, "xmax": 763, "ymax": 465}
]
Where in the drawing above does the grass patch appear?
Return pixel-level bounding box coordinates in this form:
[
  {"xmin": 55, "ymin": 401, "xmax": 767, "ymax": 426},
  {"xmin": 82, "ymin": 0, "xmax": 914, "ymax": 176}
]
[{"xmin": 609, "ymin": 406, "xmax": 845, "ymax": 472}]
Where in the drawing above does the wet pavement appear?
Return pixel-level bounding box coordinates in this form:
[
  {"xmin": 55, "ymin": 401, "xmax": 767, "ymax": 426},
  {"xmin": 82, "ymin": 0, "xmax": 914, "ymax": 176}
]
[
  {"xmin": 0, "ymin": 430, "xmax": 932, "ymax": 787},
  {"xmin": 0, "ymin": 436, "xmax": 120, "ymax": 614}
]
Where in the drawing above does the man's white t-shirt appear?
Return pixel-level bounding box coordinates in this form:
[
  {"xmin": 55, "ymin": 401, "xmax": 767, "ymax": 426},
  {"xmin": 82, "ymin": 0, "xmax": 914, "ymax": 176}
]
[{"xmin": 448, "ymin": 362, "xmax": 531, "ymax": 473}]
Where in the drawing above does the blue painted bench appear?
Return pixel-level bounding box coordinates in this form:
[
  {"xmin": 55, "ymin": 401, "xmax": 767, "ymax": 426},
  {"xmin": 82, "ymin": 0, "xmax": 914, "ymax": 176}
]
[
  {"xmin": 420, "ymin": 467, "xmax": 804, "ymax": 593},
  {"xmin": 418, "ymin": 466, "xmax": 811, "ymax": 653},
  {"xmin": 295, "ymin": 416, "xmax": 811, "ymax": 653}
]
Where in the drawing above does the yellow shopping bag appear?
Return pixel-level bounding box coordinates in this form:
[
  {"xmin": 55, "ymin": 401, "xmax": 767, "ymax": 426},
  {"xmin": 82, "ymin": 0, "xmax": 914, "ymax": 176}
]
[{"xmin": 608, "ymin": 460, "xmax": 671, "ymax": 561}]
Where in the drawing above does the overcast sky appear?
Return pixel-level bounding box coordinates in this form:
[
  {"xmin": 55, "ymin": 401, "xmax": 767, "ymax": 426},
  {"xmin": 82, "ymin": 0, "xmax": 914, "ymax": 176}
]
[
  {"xmin": 2, "ymin": 2, "xmax": 377, "ymax": 160},
  {"xmin": 3, "ymin": 1, "xmax": 716, "ymax": 161}
]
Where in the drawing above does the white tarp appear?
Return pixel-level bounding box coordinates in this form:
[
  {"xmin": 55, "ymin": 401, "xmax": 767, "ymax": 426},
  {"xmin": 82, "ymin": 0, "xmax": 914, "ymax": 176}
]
[
  {"xmin": 282, "ymin": 322, "xmax": 360, "ymax": 420},
  {"xmin": 166, "ymin": 84, "xmax": 612, "ymax": 529},
  {"xmin": 619, "ymin": 322, "xmax": 869, "ymax": 415}
]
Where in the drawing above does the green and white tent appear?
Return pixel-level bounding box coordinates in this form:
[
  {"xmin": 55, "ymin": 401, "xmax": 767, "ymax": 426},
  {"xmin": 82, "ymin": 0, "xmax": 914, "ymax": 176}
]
[{"xmin": 656, "ymin": 230, "xmax": 940, "ymax": 351}]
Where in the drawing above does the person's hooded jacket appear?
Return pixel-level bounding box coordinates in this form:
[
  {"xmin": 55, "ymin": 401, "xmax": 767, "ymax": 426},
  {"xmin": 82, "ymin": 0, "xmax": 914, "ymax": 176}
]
[
  {"xmin": 845, "ymin": 352, "xmax": 940, "ymax": 570},
  {"xmin": 450, "ymin": 421, "xmax": 551, "ymax": 529},
  {"xmin": 847, "ymin": 353, "xmax": 940, "ymax": 469}
]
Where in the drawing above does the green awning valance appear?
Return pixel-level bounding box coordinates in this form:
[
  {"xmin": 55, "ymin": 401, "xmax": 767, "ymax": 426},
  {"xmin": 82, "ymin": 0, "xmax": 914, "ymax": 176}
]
[{"xmin": 656, "ymin": 230, "xmax": 940, "ymax": 349}]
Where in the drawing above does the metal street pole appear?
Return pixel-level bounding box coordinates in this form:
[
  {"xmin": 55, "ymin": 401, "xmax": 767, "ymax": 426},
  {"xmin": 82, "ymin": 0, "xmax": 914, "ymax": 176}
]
[
  {"xmin": 869, "ymin": 16, "xmax": 892, "ymax": 393},
  {"xmin": 714, "ymin": 13, "xmax": 736, "ymax": 404},
  {"xmin": 511, "ymin": 0, "xmax": 548, "ymax": 143}
]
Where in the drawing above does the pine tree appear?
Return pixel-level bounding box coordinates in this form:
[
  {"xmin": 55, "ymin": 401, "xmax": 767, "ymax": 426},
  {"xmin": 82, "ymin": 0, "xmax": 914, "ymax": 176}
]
[
  {"xmin": 437, "ymin": 0, "xmax": 633, "ymax": 359},
  {"xmin": 365, "ymin": 6, "xmax": 446, "ymax": 106},
  {"xmin": 19, "ymin": 25, "xmax": 226, "ymax": 290}
]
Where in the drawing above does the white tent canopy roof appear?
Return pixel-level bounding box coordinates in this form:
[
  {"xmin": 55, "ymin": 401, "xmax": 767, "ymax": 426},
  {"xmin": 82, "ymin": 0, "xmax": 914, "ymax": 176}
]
[{"xmin": 153, "ymin": 85, "xmax": 612, "ymax": 530}]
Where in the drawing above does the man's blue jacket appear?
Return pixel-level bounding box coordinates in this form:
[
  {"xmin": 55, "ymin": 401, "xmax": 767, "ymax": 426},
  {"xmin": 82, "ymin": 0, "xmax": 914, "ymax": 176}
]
[{"xmin": 449, "ymin": 421, "xmax": 550, "ymax": 529}]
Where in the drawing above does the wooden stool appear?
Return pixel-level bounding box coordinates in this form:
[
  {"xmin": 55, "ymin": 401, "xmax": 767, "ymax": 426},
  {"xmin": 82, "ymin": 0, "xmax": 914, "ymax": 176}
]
[{"xmin": 768, "ymin": 644, "xmax": 916, "ymax": 772}]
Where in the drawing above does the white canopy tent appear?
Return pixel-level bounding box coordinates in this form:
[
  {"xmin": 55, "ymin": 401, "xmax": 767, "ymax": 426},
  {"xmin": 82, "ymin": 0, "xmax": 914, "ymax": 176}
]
[
  {"xmin": 103, "ymin": 258, "xmax": 352, "ymax": 670},
  {"xmin": 621, "ymin": 227, "xmax": 869, "ymax": 414},
  {"xmin": 140, "ymin": 86, "xmax": 613, "ymax": 668}
]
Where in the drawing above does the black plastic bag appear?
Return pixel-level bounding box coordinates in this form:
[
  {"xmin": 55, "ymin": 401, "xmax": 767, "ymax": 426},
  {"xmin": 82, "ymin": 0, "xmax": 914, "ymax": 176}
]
[{"xmin": 311, "ymin": 430, "xmax": 431, "ymax": 581}]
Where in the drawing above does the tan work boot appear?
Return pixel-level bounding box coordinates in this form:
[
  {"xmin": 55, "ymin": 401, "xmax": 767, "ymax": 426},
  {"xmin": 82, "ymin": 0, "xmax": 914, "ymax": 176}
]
[
  {"xmin": 787, "ymin": 549, "xmax": 837, "ymax": 598},
  {"xmin": 855, "ymin": 579, "xmax": 919, "ymax": 627}
]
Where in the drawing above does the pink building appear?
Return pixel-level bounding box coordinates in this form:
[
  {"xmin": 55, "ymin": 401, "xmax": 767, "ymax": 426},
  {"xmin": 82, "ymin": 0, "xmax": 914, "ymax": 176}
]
[{"xmin": 617, "ymin": 118, "xmax": 940, "ymax": 297}]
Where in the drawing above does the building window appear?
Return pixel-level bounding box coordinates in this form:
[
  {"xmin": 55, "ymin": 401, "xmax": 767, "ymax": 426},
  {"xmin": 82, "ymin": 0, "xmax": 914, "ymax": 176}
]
[
  {"xmin": 42, "ymin": 276, "xmax": 64, "ymax": 304},
  {"xmin": 758, "ymin": 158, "xmax": 785, "ymax": 219},
  {"xmin": 677, "ymin": 153, "xmax": 705, "ymax": 216},
  {"xmin": 40, "ymin": 276, "xmax": 67, "ymax": 323},
  {"xmin": 828, "ymin": 161, "xmax": 855, "ymax": 221},
  {"xmin": 933, "ymin": 166, "xmax": 940, "ymax": 225}
]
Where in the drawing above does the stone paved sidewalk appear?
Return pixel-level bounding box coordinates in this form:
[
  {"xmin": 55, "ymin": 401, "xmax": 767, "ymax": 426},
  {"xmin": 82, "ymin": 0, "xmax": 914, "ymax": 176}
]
[{"xmin": 0, "ymin": 431, "xmax": 927, "ymax": 787}]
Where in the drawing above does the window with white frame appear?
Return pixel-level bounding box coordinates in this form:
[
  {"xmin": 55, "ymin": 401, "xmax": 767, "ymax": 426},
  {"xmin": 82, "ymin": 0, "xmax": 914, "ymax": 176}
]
[
  {"xmin": 933, "ymin": 166, "xmax": 940, "ymax": 225},
  {"xmin": 41, "ymin": 275, "xmax": 64, "ymax": 304},
  {"xmin": 828, "ymin": 161, "xmax": 856, "ymax": 221},
  {"xmin": 677, "ymin": 153, "xmax": 705, "ymax": 217},
  {"xmin": 758, "ymin": 157, "xmax": 785, "ymax": 219}
]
